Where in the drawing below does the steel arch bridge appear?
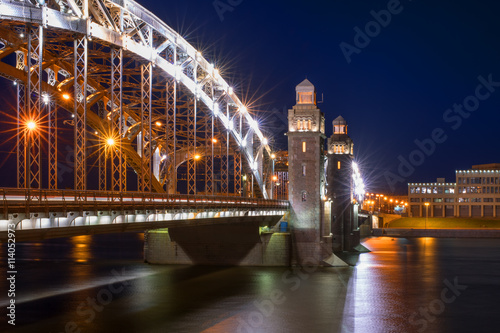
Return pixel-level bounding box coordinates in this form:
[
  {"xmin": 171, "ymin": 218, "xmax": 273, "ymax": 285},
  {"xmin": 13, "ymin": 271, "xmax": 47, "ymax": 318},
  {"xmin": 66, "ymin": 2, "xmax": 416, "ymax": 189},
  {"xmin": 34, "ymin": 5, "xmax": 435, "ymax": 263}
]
[{"xmin": 0, "ymin": 0, "xmax": 277, "ymax": 199}]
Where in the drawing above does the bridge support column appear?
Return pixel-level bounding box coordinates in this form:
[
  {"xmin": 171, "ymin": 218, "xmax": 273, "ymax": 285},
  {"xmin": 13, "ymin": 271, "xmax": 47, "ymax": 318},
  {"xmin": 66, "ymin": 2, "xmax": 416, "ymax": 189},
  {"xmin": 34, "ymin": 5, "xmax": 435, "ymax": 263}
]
[
  {"xmin": 287, "ymin": 80, "xmax": 337, "ymax": 266},
  {"xmin": 144, "ymin": 221, "xmax": 291, "ymax": 266}
]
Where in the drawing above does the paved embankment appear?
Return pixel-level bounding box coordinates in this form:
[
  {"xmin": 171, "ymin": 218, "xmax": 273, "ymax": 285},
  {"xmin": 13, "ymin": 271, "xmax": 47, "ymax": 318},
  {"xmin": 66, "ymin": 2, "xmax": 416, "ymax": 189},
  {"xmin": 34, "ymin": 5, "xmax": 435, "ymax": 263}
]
[{"xmin": 373, "ymin": 228, "xmax": 500, "ymax": 238}]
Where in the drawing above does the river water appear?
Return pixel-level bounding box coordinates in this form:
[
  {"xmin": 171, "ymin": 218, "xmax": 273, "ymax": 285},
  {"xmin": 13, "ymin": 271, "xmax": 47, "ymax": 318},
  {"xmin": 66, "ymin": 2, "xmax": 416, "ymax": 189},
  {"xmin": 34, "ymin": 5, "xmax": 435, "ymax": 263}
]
[{"xmin": 2, "ymin": 234, "xmax": 500, "ymax": 332}]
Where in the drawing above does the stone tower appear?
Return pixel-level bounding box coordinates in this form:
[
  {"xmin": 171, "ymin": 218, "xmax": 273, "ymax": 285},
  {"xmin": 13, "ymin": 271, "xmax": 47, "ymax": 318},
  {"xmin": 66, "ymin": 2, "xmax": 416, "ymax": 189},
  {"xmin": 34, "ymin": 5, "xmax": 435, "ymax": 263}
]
[
  {"xmin": 326, "ymin": 115, "xmax": 357, "ymax": 251},
  {"xmin": 287, "ymin": 79, "xmax": 327, "ymax": 265}
]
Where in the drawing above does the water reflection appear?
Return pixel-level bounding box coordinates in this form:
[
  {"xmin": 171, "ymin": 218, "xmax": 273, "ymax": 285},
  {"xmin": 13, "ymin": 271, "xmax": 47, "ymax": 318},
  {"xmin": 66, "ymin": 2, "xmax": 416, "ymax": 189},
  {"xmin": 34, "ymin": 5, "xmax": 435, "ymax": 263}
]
[{"xmin": 3, "ymin": 235, "xmax": 500, "ymax": 332}]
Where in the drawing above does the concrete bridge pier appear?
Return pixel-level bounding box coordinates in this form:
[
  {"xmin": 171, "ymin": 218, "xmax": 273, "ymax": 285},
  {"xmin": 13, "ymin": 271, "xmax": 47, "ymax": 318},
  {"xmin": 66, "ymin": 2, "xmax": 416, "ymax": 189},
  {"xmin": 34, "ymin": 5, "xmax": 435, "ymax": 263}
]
[{"xmin": 144, "ymin": 219, "xmax": 292, "ymax": 266}]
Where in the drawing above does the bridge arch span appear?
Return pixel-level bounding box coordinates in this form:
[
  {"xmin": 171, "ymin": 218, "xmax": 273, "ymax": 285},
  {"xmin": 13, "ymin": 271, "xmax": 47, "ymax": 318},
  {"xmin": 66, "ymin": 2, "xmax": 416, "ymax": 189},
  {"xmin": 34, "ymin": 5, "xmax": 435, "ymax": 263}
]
[{"xmin": 0, "ymin": 0, "xmax": 274, "ymax": 198}]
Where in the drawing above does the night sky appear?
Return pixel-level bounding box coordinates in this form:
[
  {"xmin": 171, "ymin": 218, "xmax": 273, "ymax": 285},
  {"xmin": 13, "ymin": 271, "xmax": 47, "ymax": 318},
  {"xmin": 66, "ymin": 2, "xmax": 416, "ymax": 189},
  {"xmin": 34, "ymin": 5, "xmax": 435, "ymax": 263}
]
[
  {"xmin": 2, "ymin": 0, "xmax": 500, "ymax": 193},
  {"xmin": 144, "ymin": 0, "xmax": 500, "ymax": 193}
]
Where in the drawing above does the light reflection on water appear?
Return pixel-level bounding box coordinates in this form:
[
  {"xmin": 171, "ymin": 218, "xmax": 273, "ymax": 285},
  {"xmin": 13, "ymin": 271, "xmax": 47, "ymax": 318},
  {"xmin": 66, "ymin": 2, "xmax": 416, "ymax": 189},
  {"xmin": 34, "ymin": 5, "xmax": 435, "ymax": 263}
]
[{"xmin": 1, "ymin": 235, "xmax": 500, "ymax": 332}]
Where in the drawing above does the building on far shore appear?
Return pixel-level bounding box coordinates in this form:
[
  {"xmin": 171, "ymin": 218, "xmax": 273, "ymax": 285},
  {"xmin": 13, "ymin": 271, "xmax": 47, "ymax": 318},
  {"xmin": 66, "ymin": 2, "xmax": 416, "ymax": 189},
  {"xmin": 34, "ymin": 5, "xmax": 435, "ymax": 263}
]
[{"xmin": 408, "ymin": 163, "xmax": 500, "ymax": 218}]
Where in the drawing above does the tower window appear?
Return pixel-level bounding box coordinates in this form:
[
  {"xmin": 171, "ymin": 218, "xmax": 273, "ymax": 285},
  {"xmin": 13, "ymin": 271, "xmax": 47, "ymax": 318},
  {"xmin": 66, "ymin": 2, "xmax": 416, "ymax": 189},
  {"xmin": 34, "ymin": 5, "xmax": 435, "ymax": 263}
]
[
  {"xmin": 302, "ymin": 191, "xmax": 307, "ymax": 202},
  {"xmin": 298, "ymin": 92, "xmax": 313, "ymax": 104},
  {"xmin": 297, "ymin": 120, "xmax": 302, "ymax": 130},
  {"xmin": 308, "ymin": 119, "xmax": 312, "ymax": 130},
  {"xmin": 302, "ymin": 165, "xmax": 306, "ymax": 176},
  {"xmin": 302, "ymin": 141, "xmax": 306, "ymax": 152},
  {"xmin": 337, "ymin": 161, "xmax": 341, "ymax": 169}
]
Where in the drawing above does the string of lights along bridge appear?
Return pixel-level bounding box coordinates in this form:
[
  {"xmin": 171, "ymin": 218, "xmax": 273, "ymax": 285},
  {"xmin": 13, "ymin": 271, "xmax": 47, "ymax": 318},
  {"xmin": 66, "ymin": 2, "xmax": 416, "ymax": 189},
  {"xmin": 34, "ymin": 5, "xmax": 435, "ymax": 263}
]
[{"xmin": 0, "ymin": 0, "xmax": 283, "ymax": 201}]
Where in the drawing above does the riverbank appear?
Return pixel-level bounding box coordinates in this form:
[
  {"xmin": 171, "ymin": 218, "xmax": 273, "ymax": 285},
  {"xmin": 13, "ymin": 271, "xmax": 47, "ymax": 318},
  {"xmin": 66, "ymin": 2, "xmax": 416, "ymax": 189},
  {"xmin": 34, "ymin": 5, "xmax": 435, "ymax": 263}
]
[
  {"xmin": 373, "ymin": 228, "xmax": 500, "ymax": 238},
  {"xmin": 386, "ymin": 217, "xmax": 500, "ymax": 229}
]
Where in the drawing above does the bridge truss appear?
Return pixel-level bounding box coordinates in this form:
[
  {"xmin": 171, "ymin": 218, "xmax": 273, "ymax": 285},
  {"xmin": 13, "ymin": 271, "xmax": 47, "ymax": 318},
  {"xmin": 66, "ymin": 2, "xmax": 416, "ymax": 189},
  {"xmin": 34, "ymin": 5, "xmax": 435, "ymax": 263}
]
[{"xmin": 0, "ymin": 0, "xmax": 277, "ymax": 198}]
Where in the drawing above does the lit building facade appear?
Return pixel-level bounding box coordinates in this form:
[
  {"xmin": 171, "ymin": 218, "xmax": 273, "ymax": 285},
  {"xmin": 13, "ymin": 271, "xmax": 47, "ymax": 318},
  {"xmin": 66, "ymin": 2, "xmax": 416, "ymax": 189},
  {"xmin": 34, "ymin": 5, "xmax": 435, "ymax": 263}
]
[{"xmin": 408, "ymin": 164, "xmax": 500, "ymax": 218}]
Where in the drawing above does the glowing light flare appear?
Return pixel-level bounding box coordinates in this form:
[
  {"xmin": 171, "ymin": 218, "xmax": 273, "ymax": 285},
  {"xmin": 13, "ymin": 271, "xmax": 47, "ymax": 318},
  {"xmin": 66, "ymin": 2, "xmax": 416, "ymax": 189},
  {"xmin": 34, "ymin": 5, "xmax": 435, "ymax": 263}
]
[
  {"xmin": 272, "ymin": 175, "xmax": 278, "ymax": 181},
  {"xmin": 262, "ymin": 137, "xmax": 268, "ymax": 145},
  {"xmin": 106, "ymin": 138, "xmax": 115, "ymax": 146},
  {"xmin": 271, "ymin": 153, "xmax": 276, "ymax": 159},
  {"xmin": 352, "ymin": 161, "xmax": 365, "ymax": 199},
  {"xmin": 62, "ymin": 93, "xmax": 71, "ymax": 100},
  {"xmin": 27, "ymin": 121, "xmax": 36, "ymax": 130},
  {"xmin": 212, "ymin": 138, "xmax": 217, "ymax": 143},
  {"xmin": 155, "ymin": 121, "xmax": 162, "ymax": 127},
  {"xmin": 194, "ymin": 154, "xmax": 201, "ymax": 160}
]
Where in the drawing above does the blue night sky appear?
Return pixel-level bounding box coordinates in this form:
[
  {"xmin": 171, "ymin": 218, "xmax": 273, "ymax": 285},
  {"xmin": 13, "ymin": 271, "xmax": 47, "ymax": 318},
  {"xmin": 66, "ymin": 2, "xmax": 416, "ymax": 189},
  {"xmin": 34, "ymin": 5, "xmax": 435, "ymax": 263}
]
[{"xmin": 142, "ymin": 0, "xmax": 500, "ymax": 193}]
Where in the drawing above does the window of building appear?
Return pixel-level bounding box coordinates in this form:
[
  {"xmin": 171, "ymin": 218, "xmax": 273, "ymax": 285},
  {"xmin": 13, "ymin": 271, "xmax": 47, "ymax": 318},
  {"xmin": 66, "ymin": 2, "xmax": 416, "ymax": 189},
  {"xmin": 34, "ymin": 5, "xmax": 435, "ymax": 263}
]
[
  {"xmin": 308, "ymin": 119, "xmax": 312, "ymax": 130},
  {"xmin": 299, "ymin": 92, "xmax": 313, "ymax": 104},
  {"xmin": 410, "ymin": 198, "xmax": 420, "ymax": 202},
  {"xmin": 438, "ymin": 187, "xmax": 443, "ymax": 194},
  {"xmin": 458, "ymin": 198, "xmax": 469, "ymax": 203},
  {"xmin": 433, "ymin": 198, "xmax": 443, "ymax": 202},
  {"xmin": 297, "ymin": 120, "xmax": 302, "ymax": 130},
  {"xmin": 445, "ymin": 198, "xmax": 454, "ymax": 203},
  {"xmin": 415, "ymin": 187, "xmax": 421, "ymax": 194},
  {"xmin": 433, "ymin": 187, "xmax": 438, "ymax": 194},
  {"xmin": 410, "ymin": 187, "xmax": 416, "ymax": 194},
  {"xmin": 471, "ymin": 198, "xmax": 482, "ymax": 202},
  {"xmin": 337, "ymin": 161, "xmax": 341, "ymax": 169},
  {"xmin": 302, "ymin": 141, "xmax": 306, "ymax": 152},
  {"xmin": 484, "ymin": 198, "xmax": 494, "ymax": 202},
  {"xmin": 302, "ymin": 165, "xmax": 306, "ymax": 176}
]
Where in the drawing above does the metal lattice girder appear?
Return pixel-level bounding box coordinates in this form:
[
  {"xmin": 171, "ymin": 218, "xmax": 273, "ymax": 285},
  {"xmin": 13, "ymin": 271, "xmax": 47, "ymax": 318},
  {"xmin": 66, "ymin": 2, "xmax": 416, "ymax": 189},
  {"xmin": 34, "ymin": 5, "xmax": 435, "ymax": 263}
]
[
  {"xmin": 27, "ymin": 25, "xmax": 43, "ymax": 189},
  {"xmin": 221, "ymin": 130, "xmax": 228, "ymax": 195},
  {"xmin": 15, "ymin": 50, "xmax": 25, "ymax": 70},
  {"xmin": 164, "ymin": 79, "xmax": 176, "ymax": 193},
  {"xmin": 234, "ymin": 150, "xmax": 241, "ymax": 196},
  {"xmin": 205, "ymin": 112, "xmax": 214, "ymax": 195},
  {"xmin": 47, "ymin": 98, "xmax": 57, "ymax": 189},
  {"xmin": 139, "ymin": 62, "xmax": 152, "ymax": 192},
  {"xmin": 187, "ymin": 96, "xmax": 196, "ymax": 195},
  {"xmin": 97, "ymin": 100, "xmax": 106, "ymax": 191},
  {"xmin": 74, "ymin": 36, "xmax": 87, "ymax": 191},
  {"xmin": 111, "ymin": 47, "xmax": 124, "ymax": 192},
  {"xmin": 16, "ymin": 83, "xmax": 26, "ymax": 188}
]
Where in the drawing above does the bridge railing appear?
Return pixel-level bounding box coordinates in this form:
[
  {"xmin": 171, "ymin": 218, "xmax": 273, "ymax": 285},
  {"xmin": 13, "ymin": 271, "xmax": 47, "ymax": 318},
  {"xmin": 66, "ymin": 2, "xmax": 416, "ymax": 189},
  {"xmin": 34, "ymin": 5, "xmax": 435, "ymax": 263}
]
[{"xmin": 0, "ymin": 188, "xmax": 289, "ymax": 217}]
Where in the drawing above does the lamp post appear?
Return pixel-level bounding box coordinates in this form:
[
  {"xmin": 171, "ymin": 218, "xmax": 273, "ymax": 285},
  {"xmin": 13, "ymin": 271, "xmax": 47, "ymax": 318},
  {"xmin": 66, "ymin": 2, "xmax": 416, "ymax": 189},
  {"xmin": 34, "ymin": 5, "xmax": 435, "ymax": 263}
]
[{"xmin": 424, "ymin": 202, "xmax": 430, "ymax": 229}]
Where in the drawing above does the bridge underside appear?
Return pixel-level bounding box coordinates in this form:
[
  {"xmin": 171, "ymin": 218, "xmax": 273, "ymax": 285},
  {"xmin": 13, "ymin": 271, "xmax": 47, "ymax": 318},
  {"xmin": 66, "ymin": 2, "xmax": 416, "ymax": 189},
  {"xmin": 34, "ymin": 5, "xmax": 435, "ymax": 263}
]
[{"xmin": 0, "ymin": 215, "xmax": 282, "ymax": 242}]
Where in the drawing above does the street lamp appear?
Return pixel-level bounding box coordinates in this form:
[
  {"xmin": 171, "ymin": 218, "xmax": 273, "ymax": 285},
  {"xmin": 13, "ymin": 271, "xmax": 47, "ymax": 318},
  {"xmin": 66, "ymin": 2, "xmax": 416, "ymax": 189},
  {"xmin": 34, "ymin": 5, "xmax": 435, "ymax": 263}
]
[
  {"xmin": 424, "ymin": 202, "xmax": 430, "ymax": 229},
  {"xmin": 27, "ymin": 121, "xmax": 36, "ymax": 131}
]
